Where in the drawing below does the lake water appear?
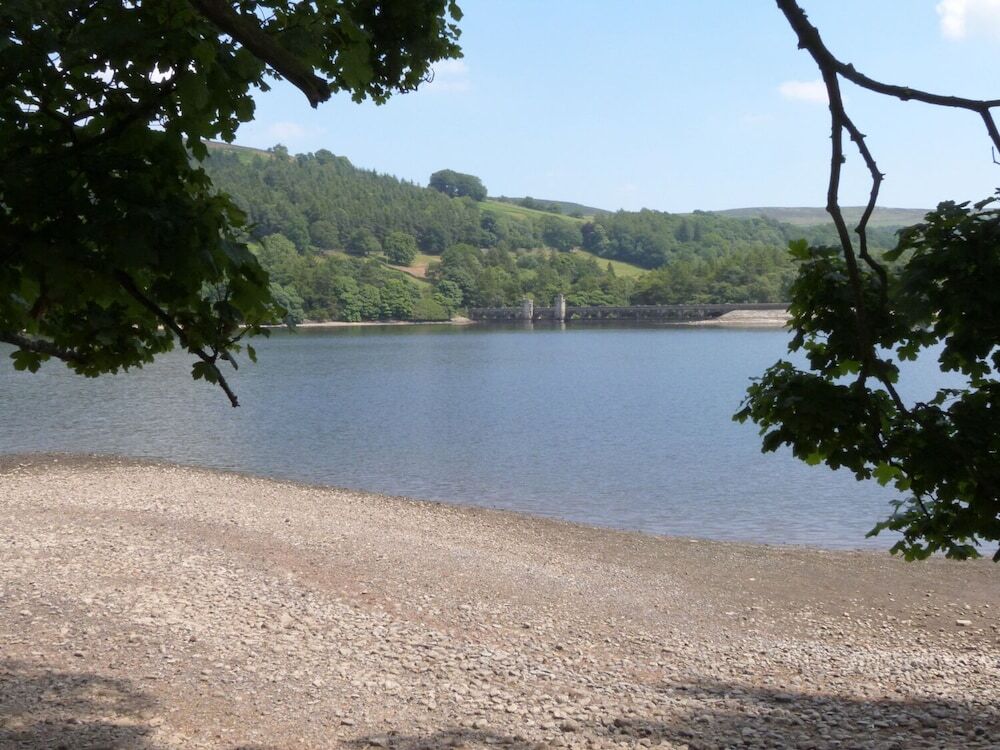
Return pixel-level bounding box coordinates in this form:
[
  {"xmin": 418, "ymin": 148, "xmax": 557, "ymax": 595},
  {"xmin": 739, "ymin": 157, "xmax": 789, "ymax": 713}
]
[{"xmin": 0, "ymin": 324, "xmax": 942, "ymax": 549}]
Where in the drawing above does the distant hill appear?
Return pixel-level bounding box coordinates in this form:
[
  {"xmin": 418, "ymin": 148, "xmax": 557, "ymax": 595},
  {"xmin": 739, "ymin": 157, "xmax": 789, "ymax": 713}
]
[
  {"xmin": 193, "ymin": 142, "xmax": 936, "ymax": 320},
  {"xmin": 714, "ymin": 206, "xmax": 929, "ymax": 228}
]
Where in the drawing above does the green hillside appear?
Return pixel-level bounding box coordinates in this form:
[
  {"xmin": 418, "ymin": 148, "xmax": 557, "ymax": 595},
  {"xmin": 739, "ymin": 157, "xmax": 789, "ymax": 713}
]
[
  {"xmin": 482, "ymin": 199, "xmax": 585, "ymax": 224},
  {"xmin": 492, "ymin": 196, "xmax": 605, "ymax": 218},
  {"xmin": 571, "ymin": 250, "xmax": 645, "ymax": 278},
  {"xmin": 199, "ymin": 142, "xmax": 927, "ymax": 323},
  {"xmin": 715, "ymin": 206, "xmax": 928, "ymax": 227}
]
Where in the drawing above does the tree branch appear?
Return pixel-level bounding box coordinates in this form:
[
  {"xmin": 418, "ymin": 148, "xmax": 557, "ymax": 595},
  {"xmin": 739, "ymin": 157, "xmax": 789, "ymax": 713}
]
[
  {"xmin": 839, "ymin": 113, "xmax": 888, "ymax": 287},
  {"xmin": 0, "ymin": 332, "xmax": 84, "ymax": 363},
  {"xmin": 778, "ymin": 0, "xmax": 1000, "ymax": 152},
  {"xmin": 113, "ymin": 270, "xmax": 241, "ymax": 407},
  {"xmin": 188, "ymin": 0, "xmax": 331, "ymax": 107},
  {"xmin": 774, "ymin": 0, "xmax": 997, "ymax": 532},
  {"xmin": 777, "ymin": 2, "xmax": 874, "ymax": 371}
]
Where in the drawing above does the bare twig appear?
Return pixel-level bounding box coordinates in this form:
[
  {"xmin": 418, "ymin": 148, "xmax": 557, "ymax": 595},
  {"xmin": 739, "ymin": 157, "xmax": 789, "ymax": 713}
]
[
  {"xmin": 777, "ymin": 2, "xmax": 874, "ymax": 371},
  {"xmin": 778, "ymin": 1, "xmax": 1000, "ymax": 152}
]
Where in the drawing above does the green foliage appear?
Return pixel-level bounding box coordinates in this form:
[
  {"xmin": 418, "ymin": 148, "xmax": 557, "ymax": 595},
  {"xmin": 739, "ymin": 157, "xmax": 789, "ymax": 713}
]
[
  {"xmin": 205, "ymin": 147, "xmax": 483, "ymax": 253},
  {"xmin": 432, "ymin": 279, "xmax": 464, "ymax": 313},
  {"xmin": 268, "ymin": 283, "xmax": 306, "ymax": 325},
  {"xmin": 633, "ymin": 246, "xmax": 795, "ymax": 304},
  {"xmin": 540, "ymin": 216, "xmax": 583, "ymax": 251},
  {"xmin": 0, "ymin": 0, "xmax": 464, "ymax": 405},
  {"xmin": 582, "ymin": 210, "xmax": 901, "ymax": 271},
  {"xmin": 412, "ymin": 294, "xmax": 450, "ymax": 321},
  {"xmin": 493, "ymin": 195, "xmax": 602, "ymax": 217},
  {"xmin": 346, "ymin": 228, "xmax": 381, "ymax": 257},
  {"xmin": 252, "ymin": 233, "xmax": 420, "ymax": 322},
  {"xmin": 308, "ymin": 219, "xmax": 340, "ymax": 250},
  {"xmin": 379, "ymin": 278, "xmax": 415, "ymax": 319},
  {"xmin": 429, "ymin": 169, "xmax": 487, "ymax": 201},
  {"xmin": 428, "ymin": 246, "xmax": 632, "ymax": 308},
  {"xmin": 737, "ymin": 198, "xmax": 1000, "ymax": 560},
  {"xmin": 207, "ymin": 143, "xmax": 842, "ymax": 307},
  {"xmin": 384, "ymin": 231, "xmax": 419, "ymax": 265}
]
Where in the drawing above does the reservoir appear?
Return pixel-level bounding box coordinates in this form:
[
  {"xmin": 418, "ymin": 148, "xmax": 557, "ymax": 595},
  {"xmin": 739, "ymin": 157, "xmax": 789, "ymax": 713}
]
[{"xmin": 0, "ymin": 324, "xmax": 942, "ymax": 549}]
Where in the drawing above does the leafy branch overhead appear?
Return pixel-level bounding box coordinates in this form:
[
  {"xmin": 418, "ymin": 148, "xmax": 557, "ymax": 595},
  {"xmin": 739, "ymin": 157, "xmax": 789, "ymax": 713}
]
[
  {"xmin": 738, "ymin": 0, "xmax": 1000, "ymax": 560},
  {"xmin": 0, "ymin": 0, "xmax": 463, "ymax": 406}
]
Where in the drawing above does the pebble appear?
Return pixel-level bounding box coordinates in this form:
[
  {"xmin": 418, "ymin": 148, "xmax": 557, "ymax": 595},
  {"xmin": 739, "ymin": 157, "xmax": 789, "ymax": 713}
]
[{"xmin": 1, "ymin": 461, "xmax": 997, "ymax": 750}]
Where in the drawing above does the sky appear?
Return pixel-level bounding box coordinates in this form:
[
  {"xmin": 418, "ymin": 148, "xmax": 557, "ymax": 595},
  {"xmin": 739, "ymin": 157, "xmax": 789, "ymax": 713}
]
[{"xmin": 234, "ymin": 0, "xmax": 1000, "ymax": 213}]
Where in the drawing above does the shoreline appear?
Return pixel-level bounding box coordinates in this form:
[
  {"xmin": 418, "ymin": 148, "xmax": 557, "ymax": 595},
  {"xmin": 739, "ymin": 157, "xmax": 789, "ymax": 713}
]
[
  {"xmin": 268, "ymin": 316, "xmax": 474, "ymax": 329},
  {"xmin": 0, "ymin": 451, "xmax": 877, "ymax": 555},
  {"xmin": 271, "ymin": 309, "xmax": 791, "ymax": 331},
  {"xmin": 1, "ymin": 454, "xmax": 997, "ymax": 748}
]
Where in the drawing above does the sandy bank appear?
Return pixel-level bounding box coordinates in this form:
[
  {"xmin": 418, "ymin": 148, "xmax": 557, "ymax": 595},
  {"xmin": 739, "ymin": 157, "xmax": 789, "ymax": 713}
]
[
  {"xmin": 1, "ymin": 455, "xmax": 996, "ymax": 749},
  {"xmin": 682, "ymin": 309, "xmax": 790, "ymax": 328}
]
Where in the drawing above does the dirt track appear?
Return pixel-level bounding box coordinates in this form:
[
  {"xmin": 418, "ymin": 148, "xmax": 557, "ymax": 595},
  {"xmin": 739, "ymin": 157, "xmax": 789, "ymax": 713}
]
[{"xmin": 1, "ymin": 455, "xmax": 997, "ymax": 749}]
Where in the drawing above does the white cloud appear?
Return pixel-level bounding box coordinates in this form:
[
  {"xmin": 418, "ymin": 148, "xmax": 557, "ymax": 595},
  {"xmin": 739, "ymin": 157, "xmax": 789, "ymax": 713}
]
[
  {"xmin": 423, "ymin": 59, "xmax": 471, "ymax": 94},
  {"xmin": 937, "ymin": 0, "xmax": 1000, "ymax": 40},
  {"xmin": 778, "ymin": 79, "xmax": 828, "ymax": 104}
]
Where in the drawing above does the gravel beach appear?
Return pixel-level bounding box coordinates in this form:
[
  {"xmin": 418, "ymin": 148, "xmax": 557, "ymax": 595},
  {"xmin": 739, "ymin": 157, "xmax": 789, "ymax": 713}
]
[
  {"xmin": 1, "ymin": 455, "xmax": 997, "ymax": 749},
  {"xmin": 681, "ymin": 310, "xmax": 790, "ymax": 328}
]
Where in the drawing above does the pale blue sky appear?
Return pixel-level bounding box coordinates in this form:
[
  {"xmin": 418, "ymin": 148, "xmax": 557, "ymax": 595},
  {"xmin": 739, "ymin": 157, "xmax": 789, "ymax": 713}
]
[{"xmin": 235, "ymin": 1, "xmax": 1000, "ymax": 212}]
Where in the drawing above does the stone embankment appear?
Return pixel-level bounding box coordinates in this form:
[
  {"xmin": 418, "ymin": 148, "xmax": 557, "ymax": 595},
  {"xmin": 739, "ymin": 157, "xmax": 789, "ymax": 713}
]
[{"xmin": 1, "ymin": 455, "xmax": 997, "ymax": 749}]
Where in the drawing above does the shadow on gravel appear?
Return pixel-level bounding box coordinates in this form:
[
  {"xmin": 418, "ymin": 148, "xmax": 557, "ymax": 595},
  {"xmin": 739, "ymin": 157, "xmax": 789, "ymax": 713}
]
[
  {"xmin": 599, "ymin": 678, "xmax": 999, "ymax": 748},
  {"xmin": 344, "ymin": 678, "xmax": 999, "ymax": 750},
  {"xmin": 346, "ymin": 728, "xmax": 540, "ymax": 750},
  {"xmin": 0, "ymin": 659, "xmax": 161, "ymax": 749}
]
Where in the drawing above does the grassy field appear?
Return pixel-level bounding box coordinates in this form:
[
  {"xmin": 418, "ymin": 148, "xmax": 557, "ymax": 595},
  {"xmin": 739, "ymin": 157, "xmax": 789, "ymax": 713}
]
[
  {"xmin": 491, "ymin": 196, "xmax": 605, "ymax": 218},
  {"xmin": 482, "ymin": 200, "xmax": 586, "ymax": 225},
  {"xmin": 388, "ymin": 246, "xmax": 646, "ymax": 284},
  {"xmin": 412, "ymin": 253, "xmax": 440, "ymax": 268},
  {"xmin": 317, "ymin": 248, "xmax": 432, "ymax": 288},
  {"xmin": 204, "ymin": 140, "xmax": 272, "ymax": 164},
  {"xmin": 572, "ymin": 249, "xmax": 646, "ymax": 278}
]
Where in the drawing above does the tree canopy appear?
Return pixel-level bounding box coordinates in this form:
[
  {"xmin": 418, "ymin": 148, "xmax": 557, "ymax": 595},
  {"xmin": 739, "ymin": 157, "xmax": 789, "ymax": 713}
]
[
  {"xmin": 739, "ymin": 0, "xmax": 1000, "ymax": 560},
  {"xmin": 202, "ymin": 143, "xmax": 842, "ymax": 315},
  {"xmin": 0, "ymin": 0, "xmax": 463, "ymax": 405},
  {"xmin": 429, "ymin": 169, "xmax": 488, "ymax": 201}
]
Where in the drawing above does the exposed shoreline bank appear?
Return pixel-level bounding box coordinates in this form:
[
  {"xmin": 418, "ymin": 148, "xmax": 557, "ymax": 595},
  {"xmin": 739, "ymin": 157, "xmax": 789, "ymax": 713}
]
[
  {"xmin": 2, "ymin": 454, "xmax": 996, "ymax": 749},
  {"xmin": 270, "ymin": 309, "xmax": 791, "ymax": 331},
  {"xmin": 679, "ymin": 308, "xmax": 790, "ymax": 328}
]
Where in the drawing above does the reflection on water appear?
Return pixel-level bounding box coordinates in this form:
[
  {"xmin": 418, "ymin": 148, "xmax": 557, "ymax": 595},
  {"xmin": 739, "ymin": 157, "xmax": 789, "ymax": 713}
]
[{"xmin": 0, "ymin": 324, "xmax": 946, "ymax": 549}]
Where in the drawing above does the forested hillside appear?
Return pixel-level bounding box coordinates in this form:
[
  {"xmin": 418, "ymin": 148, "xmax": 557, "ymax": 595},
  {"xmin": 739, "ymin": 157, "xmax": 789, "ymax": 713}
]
[
  {"xmin": 580, "ymin": 209, "xmax": 902, "ymax": 270},
  {"xmin": 203, "ymin": 144, "xmax": 912, "ymax": 322}
]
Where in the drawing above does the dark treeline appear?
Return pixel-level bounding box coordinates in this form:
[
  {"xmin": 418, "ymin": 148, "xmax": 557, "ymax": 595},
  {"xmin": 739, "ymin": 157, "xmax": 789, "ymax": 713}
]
[
  {"xmin": 203, "ymin": 145, "xmax": 909, "ymax": 322},
  {"xmin": 204, "ymin": 146, "xmax": 482, "ymax": 253}
]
